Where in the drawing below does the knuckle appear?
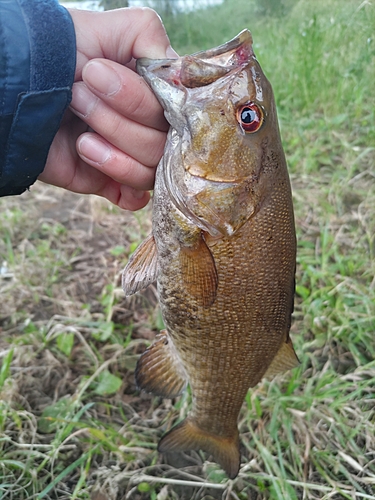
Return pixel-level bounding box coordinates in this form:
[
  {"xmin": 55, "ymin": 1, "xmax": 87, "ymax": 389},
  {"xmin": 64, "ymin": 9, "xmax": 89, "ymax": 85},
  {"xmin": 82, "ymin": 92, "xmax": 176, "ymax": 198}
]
[
  {"xmin": 106, "ymin": 113, "xmax": 123, "ymax": 139},
  {"xmin": 139, "ymin": 7, "xmax": 161, "ymax": 23},
  {"xmin": 147, "ymin": 135, "xmax": 166, "ymax": 166},
  {"xmin": 138, "ymin": 7, "xmax": 165, "ymax": 36},
  {"xmin": 124, "ymin": 85, "xmax": 148, "ymax": 117}
]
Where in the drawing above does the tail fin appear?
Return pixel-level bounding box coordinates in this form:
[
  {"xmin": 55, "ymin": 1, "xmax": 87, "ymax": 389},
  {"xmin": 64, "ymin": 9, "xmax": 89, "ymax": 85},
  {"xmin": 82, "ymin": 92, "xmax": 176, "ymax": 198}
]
[{"xmin": 158, "ymin": 418, "xmax": 240, "ymax": 479}]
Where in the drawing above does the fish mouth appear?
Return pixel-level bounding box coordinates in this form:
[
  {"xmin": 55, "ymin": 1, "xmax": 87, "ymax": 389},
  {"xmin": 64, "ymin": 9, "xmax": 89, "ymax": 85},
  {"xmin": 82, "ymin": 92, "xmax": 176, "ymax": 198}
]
[{"xmin": 136, "ymin": 29, "xmax": 254, "ymax": 89}]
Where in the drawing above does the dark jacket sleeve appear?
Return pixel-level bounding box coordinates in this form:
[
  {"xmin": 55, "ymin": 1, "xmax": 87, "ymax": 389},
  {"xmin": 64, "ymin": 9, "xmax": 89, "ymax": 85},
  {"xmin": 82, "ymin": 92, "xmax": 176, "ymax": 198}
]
[{"xmin": 0, "ymin": 0, "xmax": 76, "ymax": 197}]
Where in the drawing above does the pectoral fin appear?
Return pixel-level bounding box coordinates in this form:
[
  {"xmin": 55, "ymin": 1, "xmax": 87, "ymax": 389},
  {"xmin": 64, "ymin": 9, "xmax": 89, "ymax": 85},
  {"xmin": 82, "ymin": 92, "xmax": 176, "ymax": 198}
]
[
  {"xmin": 122, "ymin": 234, "xmax": 158, "ymax": 296},
  {"xmin": 158, "ymin": 418, "xmax": 241, "ymax": 479},
  {"xmin": 179, "ymin": 234, "xmax": 218, "ymax": 307},
  {"xmin": 263, "ymin": 338, "xmax": 299, "ymax": 380},
  {"xmin": 135, "ymin": 330, "xmax": 188, "ymax": 399}
]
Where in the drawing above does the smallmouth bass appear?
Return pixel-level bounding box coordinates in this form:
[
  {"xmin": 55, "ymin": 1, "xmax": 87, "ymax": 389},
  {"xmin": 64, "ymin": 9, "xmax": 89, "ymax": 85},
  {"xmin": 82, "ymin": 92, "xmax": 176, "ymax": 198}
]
[{"xmin": 122, "ymin": 30, "xmax": 298, "ymax": 479}]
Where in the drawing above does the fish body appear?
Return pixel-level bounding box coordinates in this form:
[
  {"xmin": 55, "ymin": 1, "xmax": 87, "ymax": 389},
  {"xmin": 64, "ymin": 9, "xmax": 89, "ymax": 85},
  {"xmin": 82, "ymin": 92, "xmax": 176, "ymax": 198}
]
[{"xmin": 122, "ymin": 30, "xmax": 298, "ymax": 479}]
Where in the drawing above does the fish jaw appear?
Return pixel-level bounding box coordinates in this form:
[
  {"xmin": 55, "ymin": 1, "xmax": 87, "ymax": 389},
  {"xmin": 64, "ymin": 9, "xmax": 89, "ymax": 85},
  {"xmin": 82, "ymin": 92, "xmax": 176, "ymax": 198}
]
[
  {"xmin": 136, "ymin": 57, "xmax": 186, "ymax": 134},
  {"xmin": 162, "ymin": 150, "xmax": 257, "ymax": 237},
  {"xmin": 136, "ymin": 29, "xmax": 254, "ymax": 89}
]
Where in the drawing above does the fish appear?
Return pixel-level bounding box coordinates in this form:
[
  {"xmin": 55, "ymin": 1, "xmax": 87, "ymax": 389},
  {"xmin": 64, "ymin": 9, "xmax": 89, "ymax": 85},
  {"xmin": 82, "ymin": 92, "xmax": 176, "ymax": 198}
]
[{"xmin": 122, "ymin": 29, "xmax": 298, "ymax": 479}]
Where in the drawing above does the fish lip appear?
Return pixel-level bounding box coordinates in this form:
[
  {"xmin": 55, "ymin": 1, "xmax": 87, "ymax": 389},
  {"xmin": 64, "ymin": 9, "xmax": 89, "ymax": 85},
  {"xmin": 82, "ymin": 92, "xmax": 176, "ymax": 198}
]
[
  {"xmin": 186, "ymin": 172, "xmax": 251, "ymax": 184},
  {"xmin": 136, "ymin": 57, "xmax": 177, "ymax": 74},
  {"xmin": 136, "ymin": 58, "xmax": 184, "ymax": 91},
  {"xmin": 136, "ymin": 29, "xmax": 253, "ymax": 71},
  {"xmin": 191, "ymin": 29, "xmax": 253, "ymax": 62},
  {"xmin": 136, "ymin": 29, "xmax": 255, "ymax": 89}
]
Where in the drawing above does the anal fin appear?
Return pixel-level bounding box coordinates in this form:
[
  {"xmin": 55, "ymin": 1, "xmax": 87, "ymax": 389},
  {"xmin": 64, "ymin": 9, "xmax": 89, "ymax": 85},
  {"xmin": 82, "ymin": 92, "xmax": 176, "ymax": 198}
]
[
  {"xmin": 158, "ymin": 418, "xmax": 240, "ymax": 479},
  {"xmin": 263, "ymin": 338, "xmax": 299, "ymax": 381},
  {"xmin": 135, "ymin": 330, "xmax": 188, "ymax": 399},
  {"xmin": 122, "ymin": 234, "xmax": 158, "ymax": 296},
  {"xmin": 179, "ymin": 233, "xmax": 218, "ymax": 307}
]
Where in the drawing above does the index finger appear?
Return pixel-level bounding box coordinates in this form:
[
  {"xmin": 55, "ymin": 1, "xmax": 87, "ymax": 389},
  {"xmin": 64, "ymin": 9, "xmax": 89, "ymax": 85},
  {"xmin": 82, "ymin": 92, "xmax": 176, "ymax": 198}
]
[{"xmin": 82, "ymin": 59, "xmax": 169, "ymax": 132}]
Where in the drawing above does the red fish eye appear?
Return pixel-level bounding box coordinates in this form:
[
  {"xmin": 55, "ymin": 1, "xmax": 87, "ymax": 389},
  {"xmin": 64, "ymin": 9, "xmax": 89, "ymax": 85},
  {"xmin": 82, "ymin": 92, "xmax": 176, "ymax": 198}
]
[{"xmin": 237, "ymin": 103, "xmax": 263, "ymax": 133}]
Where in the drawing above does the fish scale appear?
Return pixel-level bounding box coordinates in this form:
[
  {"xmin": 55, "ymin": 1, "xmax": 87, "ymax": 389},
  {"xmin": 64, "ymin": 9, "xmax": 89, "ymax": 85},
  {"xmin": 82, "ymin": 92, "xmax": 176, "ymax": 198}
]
[{"xmin": 122, "ymin": 29, "xmax": 298, "ymax": 479}]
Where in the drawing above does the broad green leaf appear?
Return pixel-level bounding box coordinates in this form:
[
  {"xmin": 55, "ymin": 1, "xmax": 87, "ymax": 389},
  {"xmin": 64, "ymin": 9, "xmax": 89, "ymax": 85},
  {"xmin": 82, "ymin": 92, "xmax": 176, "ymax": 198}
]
[
  {"xmin": 38, "ymin": 398, "xmax": 72, "ymax": 433},
  {"xmin": 110, "ymin": 245, "xmax": 126, "ymax": 256},
  {"xmin": 94, "ymin": 370, "xmax": 122, "ymax": 395},
  {"xmin": 91, "ymin": 322, "xmax": 114, "ymax": 342},
  {"xmin": 56, "ymin": 332, "xmax": 74, "ymax": 357},
  {"xmin": 138, "ymin": 482, "xmax": 151, "ymax": 493}
]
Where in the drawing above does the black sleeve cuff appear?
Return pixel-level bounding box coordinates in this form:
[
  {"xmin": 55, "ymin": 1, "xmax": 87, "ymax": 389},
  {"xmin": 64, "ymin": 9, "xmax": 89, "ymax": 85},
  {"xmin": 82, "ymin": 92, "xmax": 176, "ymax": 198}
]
[{"xmin": 0, "ymin": 0, "xmax": 76, "ymax": 197}]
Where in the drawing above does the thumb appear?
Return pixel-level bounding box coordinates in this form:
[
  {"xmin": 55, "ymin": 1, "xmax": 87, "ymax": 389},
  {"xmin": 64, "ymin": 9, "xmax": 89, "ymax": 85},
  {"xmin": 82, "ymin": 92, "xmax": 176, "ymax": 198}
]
[{"xmin": 69, "ymin": 7, "xmax": 178, "ymax": 78}]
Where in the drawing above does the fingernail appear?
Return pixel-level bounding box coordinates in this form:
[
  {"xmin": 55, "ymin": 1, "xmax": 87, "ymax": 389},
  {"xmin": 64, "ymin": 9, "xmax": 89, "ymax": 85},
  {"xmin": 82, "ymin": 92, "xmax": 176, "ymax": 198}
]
[
  {"xmin": 83, "ymin": 60, "xmax": 121, "ymax": 96},
  {"xmin": 70, "ymin": 83, "xmax": 98, "ymax": 117},
  {"xmin": 132, "ymin": 189, "xmax": 146, "ymax": 200},
  {"xmin": 166, "ymin": 45, "xmax": 179, "ymax": 59},
  {"xmin": 78, "ymin": 136, "xmax": 112, "ymax": 165}
]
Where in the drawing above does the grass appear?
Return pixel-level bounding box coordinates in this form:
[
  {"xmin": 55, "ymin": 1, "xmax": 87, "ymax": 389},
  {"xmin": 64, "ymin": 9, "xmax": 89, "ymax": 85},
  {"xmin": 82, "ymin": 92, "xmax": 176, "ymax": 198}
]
[{"xmin": 1, "ymin": 0, "xmax": 375, "ymax": 498}]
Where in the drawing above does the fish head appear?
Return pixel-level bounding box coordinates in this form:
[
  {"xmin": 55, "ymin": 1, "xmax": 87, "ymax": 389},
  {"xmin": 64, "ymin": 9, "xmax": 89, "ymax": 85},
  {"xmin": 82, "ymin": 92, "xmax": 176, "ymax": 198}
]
[{"xmin": 137, "ymin": 30, "xmax": 284, "ymax": 237}]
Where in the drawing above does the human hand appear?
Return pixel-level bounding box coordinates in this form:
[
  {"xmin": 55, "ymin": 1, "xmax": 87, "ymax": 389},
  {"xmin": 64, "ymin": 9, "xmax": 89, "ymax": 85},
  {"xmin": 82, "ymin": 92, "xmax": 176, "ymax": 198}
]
[{"xmin": 39, "ymin": 7, "xmax": 177, "ymax": 210}]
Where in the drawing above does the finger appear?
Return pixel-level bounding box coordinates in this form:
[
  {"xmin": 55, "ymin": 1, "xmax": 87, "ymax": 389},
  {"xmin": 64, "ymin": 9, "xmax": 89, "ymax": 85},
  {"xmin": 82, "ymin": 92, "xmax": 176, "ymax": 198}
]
[
  {"xmin": 70, "ymin": 82, "xmax": 166, "ymax": 168},
  {"xmin": 76, "ymin": 132, "xmax": 156, "ymax": 191},
  {"xmin": 82, "ymin": 59, "xmax": 169, "ymax": 132},
  {"xmin": 102, "ymin": 183, "xmax": 151, "ymax": 211},
  {"xmin": 69, "ymin": 7, "xmax": 178, "ymax": 78},
  {"xmin": 121, "ymin": 8, "xmax": 179, "ymax": 60}
]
